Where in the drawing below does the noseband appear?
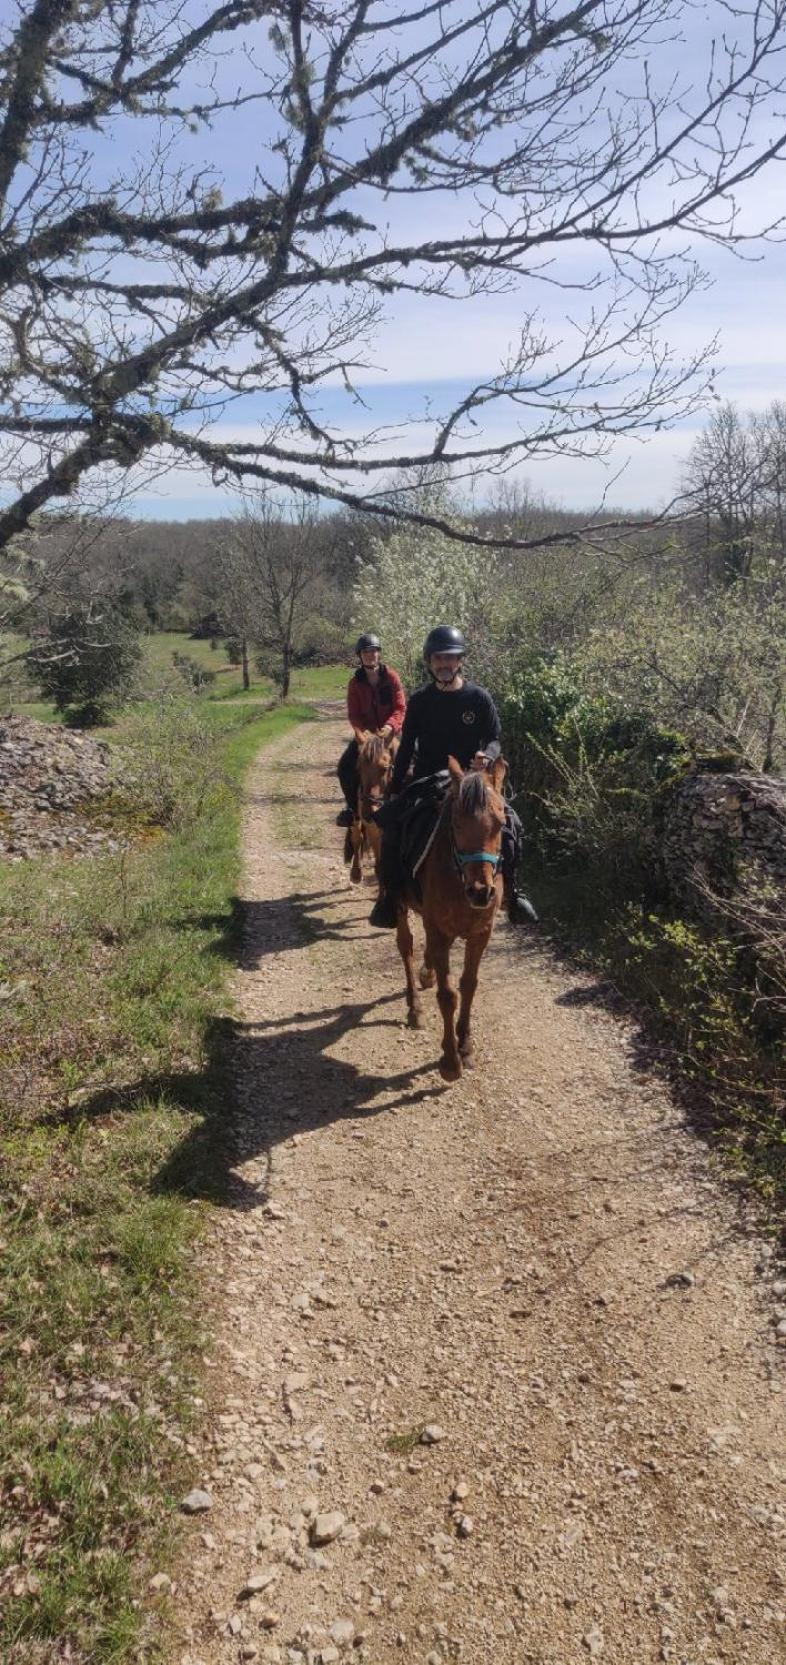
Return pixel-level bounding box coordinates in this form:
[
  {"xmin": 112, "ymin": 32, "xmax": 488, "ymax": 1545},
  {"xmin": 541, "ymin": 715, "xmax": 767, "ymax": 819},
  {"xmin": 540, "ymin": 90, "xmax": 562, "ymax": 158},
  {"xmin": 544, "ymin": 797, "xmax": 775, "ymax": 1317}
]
[{"xmin": 448, "ymin": 801, "xmax": 503, "ymax": 885}]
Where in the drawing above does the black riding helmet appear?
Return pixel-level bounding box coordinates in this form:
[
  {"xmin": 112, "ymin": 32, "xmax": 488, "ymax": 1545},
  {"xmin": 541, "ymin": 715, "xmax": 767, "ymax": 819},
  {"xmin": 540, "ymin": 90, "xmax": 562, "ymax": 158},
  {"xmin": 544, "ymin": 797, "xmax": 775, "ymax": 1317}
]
[
  {"xmin": 355, "ymin": 632, "xmax": 381, "ymax": 655},
  {"xmin": 423, "ymin": 624, "xmax": 466, "ymax": 661}
]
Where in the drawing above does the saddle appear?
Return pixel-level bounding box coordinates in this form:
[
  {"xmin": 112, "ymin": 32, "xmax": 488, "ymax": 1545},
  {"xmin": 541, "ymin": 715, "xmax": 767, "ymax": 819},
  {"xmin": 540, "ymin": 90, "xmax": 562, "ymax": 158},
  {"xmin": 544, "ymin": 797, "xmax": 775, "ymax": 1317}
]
[{"xmin": 374, "ymin": 771, "xmax": 450, "ymax": 889}]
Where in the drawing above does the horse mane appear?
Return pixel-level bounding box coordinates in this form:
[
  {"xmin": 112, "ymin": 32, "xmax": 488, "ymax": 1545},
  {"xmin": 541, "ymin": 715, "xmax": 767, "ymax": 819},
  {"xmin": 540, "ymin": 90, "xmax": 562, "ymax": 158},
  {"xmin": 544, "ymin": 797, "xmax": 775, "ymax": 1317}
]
[
  {"xmin": 361, "ymin": 734, "xmax": 389, "ymax": 765},
  {"xmin": 457, "ymin": 771, "xmax": 488, "ymax": 813}
]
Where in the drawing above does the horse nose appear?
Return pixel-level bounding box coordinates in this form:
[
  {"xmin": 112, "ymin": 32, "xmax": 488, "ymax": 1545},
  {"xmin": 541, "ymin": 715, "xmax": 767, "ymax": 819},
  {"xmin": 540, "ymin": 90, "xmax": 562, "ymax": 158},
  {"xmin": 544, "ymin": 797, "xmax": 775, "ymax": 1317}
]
[{"xmin": 468, "ymin": 880, "xmax": 492, "ymax": 907}]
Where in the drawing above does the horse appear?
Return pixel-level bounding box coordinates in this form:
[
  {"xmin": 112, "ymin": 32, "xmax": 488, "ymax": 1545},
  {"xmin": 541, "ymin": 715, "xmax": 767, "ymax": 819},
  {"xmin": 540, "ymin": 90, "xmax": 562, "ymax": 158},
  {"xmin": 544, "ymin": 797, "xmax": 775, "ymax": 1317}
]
[
  {"xmin": 395, "ymin": 754, "xmax": 507, "ymax": 1082},
  {"xmin": 344, "ymin": 730, "xmax": 398, "ymax": 885}
]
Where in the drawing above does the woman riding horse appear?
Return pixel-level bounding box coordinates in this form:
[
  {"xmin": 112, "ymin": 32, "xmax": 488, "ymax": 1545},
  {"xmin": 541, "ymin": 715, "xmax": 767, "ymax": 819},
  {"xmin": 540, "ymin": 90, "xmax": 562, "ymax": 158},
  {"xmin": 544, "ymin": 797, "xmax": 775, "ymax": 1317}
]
[
  {"xmin": 368, "ymin": 624, "xmax": 536, "ymax": 929},
  {"xmin": 336, "ymin": 633, "xmax": 406, "ymax": 827}
]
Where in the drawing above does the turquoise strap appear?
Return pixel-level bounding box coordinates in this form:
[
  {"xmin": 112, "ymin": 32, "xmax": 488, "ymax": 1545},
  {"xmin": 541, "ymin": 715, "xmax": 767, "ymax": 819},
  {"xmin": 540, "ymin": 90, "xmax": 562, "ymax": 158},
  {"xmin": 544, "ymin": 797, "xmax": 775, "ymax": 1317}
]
[{"xmin": 454, "ymin": 848, "xmax": 502, "ymax": 869}]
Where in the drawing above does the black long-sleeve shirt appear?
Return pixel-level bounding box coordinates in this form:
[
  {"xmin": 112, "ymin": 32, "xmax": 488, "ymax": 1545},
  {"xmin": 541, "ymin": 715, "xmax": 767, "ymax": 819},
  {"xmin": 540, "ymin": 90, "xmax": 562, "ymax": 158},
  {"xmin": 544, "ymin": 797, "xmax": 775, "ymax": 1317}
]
[{"xmin": 391, "ymin": 680, "xmax": 502, "ymax": 793}]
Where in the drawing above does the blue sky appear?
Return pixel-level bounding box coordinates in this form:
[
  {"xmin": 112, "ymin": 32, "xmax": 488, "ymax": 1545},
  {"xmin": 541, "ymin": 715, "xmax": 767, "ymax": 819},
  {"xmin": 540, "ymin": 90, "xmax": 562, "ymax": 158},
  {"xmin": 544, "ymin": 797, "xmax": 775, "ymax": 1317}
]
[{"xmin": 25, "ymin": 4, "xmax": 786, "ymax": 519}]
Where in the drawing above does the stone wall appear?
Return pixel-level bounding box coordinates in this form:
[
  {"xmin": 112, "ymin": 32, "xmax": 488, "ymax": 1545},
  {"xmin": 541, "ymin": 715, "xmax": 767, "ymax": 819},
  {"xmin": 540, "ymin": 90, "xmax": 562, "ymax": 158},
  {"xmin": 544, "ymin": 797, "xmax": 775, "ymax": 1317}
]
[
  {"xmin": 660, "ymin": 769, "xmax": 786, "ymax": 914},
  {"xmin": 0, "ymin": 714, "xmax": 122, "ymax": 858}
]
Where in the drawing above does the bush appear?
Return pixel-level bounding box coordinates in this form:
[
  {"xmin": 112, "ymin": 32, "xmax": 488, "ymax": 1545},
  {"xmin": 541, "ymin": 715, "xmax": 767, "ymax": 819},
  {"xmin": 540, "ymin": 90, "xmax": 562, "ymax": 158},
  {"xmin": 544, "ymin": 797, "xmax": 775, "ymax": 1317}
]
[
  {"xmin": 112, "ymin": 693, "xmax": 230, "ymax": 827},
  {"xmin": 499, "ymin": 654, "xmax": 688, "ymax": 891},
  {"xmin": 171, "ymin": 649, "xmax": 216, "ymax": 692},
  {"xmin": 27, "ymin": 605, "xmax": 142, "ymax": 723}
]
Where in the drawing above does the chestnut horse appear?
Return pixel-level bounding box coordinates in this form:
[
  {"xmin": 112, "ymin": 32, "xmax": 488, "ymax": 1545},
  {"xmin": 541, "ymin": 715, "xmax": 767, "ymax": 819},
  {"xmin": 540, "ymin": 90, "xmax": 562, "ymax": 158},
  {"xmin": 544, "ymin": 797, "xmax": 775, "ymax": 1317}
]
[
  {"xmin": 396, "ymin": 755, "xmax": 507, "ymax": 1081},
  {"xmin": 344, "ymin": 730, "xmax": 397, "ymax": 884}
]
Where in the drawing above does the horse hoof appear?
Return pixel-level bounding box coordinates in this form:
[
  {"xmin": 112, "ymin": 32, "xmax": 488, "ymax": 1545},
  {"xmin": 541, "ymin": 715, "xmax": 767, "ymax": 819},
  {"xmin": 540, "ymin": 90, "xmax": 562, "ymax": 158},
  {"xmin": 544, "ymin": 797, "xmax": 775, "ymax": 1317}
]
[
  {"xmin": 439, "ymin": 1056, "xmax": 462, "ymax": 1083},
  {"xmin": 418, "ymin": 965, "xmax": 436, "ymax": 989},
  {"xmin": 407, "ymin": 1007, "xmax": 424, "ymax": 1030},
  {"xmin": 459, "ymin": 1049, "xmax": 475, "ymax": 1069},
  {"xmin": 349, "ymin": 870, "xmax": 362, "ymax": 886}
]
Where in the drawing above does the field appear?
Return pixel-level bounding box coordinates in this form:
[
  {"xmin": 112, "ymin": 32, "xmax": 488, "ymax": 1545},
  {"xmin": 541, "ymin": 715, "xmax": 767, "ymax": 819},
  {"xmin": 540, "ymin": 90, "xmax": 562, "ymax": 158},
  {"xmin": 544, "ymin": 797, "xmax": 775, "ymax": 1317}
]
[{"xmin": 0, "ymin": 631, "xmax": 348, "ymax": 724}]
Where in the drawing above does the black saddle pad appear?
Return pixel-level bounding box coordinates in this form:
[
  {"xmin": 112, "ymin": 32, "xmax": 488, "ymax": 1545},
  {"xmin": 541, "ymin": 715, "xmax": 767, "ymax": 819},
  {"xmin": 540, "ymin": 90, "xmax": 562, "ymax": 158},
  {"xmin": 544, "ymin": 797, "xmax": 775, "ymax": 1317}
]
[{"xmin": 374, "ymin": 771, "xmax": 450, "ymax": 886}]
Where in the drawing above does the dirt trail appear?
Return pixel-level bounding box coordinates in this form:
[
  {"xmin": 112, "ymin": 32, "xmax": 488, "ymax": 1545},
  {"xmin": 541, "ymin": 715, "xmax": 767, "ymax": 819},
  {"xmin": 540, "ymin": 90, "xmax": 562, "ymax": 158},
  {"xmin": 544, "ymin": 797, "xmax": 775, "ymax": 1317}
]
[{"xmin": 174, "ymin": 709, "xmax": 785, "ymax": 1665}]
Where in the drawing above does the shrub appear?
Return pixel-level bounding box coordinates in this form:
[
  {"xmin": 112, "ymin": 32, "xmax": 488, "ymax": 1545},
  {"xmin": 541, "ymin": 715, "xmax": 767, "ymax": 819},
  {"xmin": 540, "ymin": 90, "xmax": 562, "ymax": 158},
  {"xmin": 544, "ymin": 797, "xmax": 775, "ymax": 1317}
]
[
  {"xmin": 112, "ymin": 693, "xmax": 230, "ymax": 827},
  {"xmin": 27, "ymin": 604, "xmax": 142, "ymax": 723}
]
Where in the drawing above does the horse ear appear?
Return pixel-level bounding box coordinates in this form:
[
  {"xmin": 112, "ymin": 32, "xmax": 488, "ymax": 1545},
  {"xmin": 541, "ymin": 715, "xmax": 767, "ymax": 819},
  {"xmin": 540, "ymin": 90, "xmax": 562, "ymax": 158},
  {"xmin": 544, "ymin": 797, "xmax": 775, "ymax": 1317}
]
[
  {"xmin": 489, "ymin": 755, "xmax": 508, "ymax": 790},
  {"xmin": 447, "ymin": 755, "xmax": 464, "ymax": 782}
]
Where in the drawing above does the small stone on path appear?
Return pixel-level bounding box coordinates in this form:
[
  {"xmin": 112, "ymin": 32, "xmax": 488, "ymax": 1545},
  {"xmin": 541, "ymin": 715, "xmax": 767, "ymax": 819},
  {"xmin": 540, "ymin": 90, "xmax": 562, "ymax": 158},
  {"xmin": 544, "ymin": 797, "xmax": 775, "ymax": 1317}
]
[
  {"xmin": 181, "ymin": 1489, "xmax": 213, "ymax": 1514},
  {"xmin": 421, "ymin": 1424, "xmax": 446, "ymax": 1445},
  {"xmin": 310, "ymin": 1510, "xmax": 346, "ymax": 1545}
]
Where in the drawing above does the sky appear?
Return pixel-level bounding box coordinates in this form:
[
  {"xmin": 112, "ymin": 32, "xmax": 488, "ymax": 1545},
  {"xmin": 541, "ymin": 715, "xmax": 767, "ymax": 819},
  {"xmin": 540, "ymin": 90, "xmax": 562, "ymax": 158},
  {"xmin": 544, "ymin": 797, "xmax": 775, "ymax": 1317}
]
[
  {"xmin": 128, "ymin": 218, "xmax": 786, "ymax": 520},
  {"xmin": 12, "ymin": 1, "xmax": 786, "ymax": 522}
]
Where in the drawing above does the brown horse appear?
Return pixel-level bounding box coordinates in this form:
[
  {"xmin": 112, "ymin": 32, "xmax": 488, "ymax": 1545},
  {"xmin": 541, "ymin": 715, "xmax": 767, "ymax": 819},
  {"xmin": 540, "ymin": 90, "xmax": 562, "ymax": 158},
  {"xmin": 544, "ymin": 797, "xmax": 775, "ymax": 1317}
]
[
  {"xmin": 395, "ymin": 755, "xmax": 507, "ymax": 1081},
  {"xmin": 344, "ymin": 730, "xmax": 398, "ymax": 884}
]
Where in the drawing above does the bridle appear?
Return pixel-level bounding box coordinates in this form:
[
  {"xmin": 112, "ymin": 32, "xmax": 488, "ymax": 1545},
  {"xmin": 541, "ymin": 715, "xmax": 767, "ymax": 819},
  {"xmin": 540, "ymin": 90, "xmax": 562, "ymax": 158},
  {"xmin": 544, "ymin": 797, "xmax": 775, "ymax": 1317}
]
[{"xmin": 442, "ymin": 790, "xmax": 503, "ymax": 889}]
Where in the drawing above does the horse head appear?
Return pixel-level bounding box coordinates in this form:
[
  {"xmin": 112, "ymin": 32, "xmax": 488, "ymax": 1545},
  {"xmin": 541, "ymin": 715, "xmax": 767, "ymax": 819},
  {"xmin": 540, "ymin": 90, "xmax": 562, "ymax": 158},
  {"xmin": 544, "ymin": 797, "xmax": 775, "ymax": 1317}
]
[
  {"xmin": 357, "ymin": 729, "xmax": 397, "ymax": 818},
  {"xmin": 447, "ymin": 754, "xmax": 507, "ymax": 910}
]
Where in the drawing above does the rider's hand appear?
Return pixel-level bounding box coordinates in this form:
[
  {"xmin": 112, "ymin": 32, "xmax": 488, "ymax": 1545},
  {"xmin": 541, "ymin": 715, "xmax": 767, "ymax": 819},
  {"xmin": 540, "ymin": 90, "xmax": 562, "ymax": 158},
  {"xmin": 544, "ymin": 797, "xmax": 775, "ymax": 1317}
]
[{"xmin": 471, "ymin": 750, "xmax": 489, "ymax": 771}]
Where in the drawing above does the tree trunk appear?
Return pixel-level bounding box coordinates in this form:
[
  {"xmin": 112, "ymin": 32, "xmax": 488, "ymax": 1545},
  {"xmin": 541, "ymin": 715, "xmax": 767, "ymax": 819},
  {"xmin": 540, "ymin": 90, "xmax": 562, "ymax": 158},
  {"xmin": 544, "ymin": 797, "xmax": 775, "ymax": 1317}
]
[
  {"xmin": 241, "ymin": 636, "xmax": 250, "ymax": 691},
  {"xmin": 281, "ymin": 643, "xmax": 291, "ymax": 701}
]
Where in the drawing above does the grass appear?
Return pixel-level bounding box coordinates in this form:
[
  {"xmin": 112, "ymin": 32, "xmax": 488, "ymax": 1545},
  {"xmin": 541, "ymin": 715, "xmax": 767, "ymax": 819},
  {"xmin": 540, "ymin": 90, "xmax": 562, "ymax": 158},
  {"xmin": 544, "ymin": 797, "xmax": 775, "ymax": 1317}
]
[
  {"xmin": 384, "ymin": 1428, "xmax": 426, "ymax": 1455},
  {"xmin": 0, "ymin": 697, "xmax": 316, "ymax": 1663},
  {"xmin": 1, "ymin": 630, "xmax": 348, "ymax": 722}
]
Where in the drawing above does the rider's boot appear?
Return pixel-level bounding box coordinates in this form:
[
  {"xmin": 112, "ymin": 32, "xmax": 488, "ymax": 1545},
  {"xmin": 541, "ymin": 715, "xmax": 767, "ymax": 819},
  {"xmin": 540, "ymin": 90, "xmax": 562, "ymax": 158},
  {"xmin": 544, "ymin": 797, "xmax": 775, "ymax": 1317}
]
[
  {"xmin": 336, "ymin": 806, "xmax": 354, "ymax": 827},
  {"xmin": 505, "ymin": 886, "xmax": 538, "ymax": 926},
  {"xmin": 368, "ymin": 886, "xmax": 400, "ymax": 929}
]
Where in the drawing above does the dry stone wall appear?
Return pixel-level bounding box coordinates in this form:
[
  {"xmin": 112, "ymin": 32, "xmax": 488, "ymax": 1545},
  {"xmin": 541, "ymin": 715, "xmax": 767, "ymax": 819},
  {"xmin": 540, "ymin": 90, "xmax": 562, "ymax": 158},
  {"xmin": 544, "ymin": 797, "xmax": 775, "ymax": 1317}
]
[
  {"xmin": 660, "ymin": 768, "xmax": 786, "ymax": 913},
  {"xmin": 0, "ymin": 714, "xmax": 123, "ymax": 859}
]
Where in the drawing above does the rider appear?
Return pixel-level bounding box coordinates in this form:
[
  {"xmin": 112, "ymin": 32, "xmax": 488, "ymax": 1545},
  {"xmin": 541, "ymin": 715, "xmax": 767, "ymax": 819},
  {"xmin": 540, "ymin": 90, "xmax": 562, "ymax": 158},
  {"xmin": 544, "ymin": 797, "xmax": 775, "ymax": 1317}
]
[
  {"xmin": 336, "ymin": 633, "xmax": 407, "ymax": 827},
  {"xmin": 368, "ymin": 624, "xmax": 537, "ymax": 928}
]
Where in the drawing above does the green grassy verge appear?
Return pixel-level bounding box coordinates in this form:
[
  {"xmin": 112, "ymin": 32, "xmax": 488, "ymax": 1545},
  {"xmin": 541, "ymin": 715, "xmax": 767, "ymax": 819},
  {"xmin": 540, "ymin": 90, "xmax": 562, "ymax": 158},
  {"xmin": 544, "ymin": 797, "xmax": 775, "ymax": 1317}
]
[{"xmin": 0, "ymin": 700, "xmax": 314, "ymax": 1663}]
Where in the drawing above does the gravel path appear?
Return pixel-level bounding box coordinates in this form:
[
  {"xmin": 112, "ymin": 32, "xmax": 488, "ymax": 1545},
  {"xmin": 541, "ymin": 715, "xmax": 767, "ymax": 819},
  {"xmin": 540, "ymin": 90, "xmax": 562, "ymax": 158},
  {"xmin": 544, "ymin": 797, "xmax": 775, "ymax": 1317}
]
[{"xmin": 174, "ymin": 708, "xmax": 785, "ymax": 1665}]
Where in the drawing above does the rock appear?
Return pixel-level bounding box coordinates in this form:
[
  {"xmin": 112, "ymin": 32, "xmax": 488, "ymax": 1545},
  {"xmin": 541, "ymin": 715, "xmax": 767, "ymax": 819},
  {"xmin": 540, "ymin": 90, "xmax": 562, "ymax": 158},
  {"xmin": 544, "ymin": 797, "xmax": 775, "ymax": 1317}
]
[
  {"xmin": 773, "ymin": 1279, "xmax": 786, "ymax": 1298},
  {"xmin": 149, "ymin": 1572, "xmax": 173, "ymax": 1593},
  {"xmin": 421, "ymin": 1424, "xmax": 446, "ymax": 1445},
  {"xmin": 329, "ymin": 1618, "xmax": 355, "ymax": 1648},
  {"xmin": 0, "ymin": 715, "xmax": 120, "ymax": 860},
  {"xmin": 284, "ymin": 1372, "xmax": 309, "ymax": 1395},
  {"xmin": 240, "ymin": 1567, "xmax": 279, "ymax": 1598},
  {"xmin": 319, "ymin": 1651, "xmax": 340, "ymax": 1665},
  {"xmin": 456, "ymin": 1514, "xmax": 474, "ymax": 1538},
  {"xmin": 181, "ymin": 1488, "xmax": 213, "ymax": 1514},
  {"xmin": 451, "ymin": 1481, "xmax": 469, "ymax": 1501},
  {"xmin": 261, "ymin": 1612, "xmax": 281, "ymax": 1630},
  {"xmin": 668, "ymin": 1378, "xmax": 688, "ymax": 1392},
  {"xmin": 775, "ymin": 1318, "xmax": 786, "ymax": 1338},
  {"xmin": 310, "ymin": 1511, "xmax": 346, "ymax": 1545},
  {"xmin": 583, "ymin": 1625, "xmax": 605, "ymax": 1656},
  {"xmin": 664, "ymin": 1271, "xmax": 695, "ymax": 1288}
]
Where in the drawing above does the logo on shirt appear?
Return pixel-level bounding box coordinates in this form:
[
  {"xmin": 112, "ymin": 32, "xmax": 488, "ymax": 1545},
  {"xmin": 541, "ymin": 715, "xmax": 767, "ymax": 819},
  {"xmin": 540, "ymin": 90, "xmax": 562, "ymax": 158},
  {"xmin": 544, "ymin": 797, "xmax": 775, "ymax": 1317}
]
[{"xmin": 462, "ymin": 710, "xmax": 476, "ymax": 724}]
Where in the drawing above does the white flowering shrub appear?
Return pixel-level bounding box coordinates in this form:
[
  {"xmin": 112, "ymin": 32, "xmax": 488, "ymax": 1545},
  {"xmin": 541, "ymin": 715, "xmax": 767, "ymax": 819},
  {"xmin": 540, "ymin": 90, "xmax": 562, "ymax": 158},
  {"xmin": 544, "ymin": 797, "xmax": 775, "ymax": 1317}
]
[{"xmin": 352, "ymin": 525, "xmax": 508, "ymax": 692}]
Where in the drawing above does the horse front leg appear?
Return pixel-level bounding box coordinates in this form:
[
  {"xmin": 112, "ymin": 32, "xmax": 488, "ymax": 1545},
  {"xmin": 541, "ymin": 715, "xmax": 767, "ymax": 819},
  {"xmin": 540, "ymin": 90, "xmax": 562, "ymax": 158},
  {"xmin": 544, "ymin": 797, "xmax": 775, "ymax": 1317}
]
[
  {"xmin": 456, "ymin": 930, "xmax": 490, "ymax": 1068},
  {"xmin": 349, "ymin": 817, "xmax": 364, "ymax": 884},
  {"xmin": 367, "ymin": 820, "xmax": 382, "ymax": 882},
  {"xmin": 427, "ymin": 925, "xmax": 461, "ymax": 1082},
  {"xmin": 396, "ymin": 905, "xmax": 423, "ymax": 1029}
]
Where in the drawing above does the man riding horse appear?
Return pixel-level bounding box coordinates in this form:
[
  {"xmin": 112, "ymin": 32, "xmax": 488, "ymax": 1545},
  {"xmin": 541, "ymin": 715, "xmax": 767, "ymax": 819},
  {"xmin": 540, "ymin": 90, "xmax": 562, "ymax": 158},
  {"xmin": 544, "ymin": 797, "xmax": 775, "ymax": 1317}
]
[
  {"xmin": 336, "ymin": 633, "xmax": 406, "ymax": 827},
  {"xmin": 368, "ymin": 624, "xmax": 537, "ymax": 929}
]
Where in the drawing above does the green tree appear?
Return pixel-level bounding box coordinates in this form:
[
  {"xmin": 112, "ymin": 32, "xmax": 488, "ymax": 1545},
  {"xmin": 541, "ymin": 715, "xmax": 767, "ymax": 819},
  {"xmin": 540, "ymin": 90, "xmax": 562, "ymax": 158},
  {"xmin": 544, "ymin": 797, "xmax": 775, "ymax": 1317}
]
[{"xmin": 28, "ymin": 604, "xmax": 142, "ymax": 724}]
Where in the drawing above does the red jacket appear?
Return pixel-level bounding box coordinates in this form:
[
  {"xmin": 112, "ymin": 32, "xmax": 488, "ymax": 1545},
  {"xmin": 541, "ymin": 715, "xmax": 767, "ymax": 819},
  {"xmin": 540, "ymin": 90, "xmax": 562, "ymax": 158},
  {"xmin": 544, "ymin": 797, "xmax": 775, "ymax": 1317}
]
[{"xmin": 347, "ymin": 665, "xmax": 406, "ymax": 735}]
